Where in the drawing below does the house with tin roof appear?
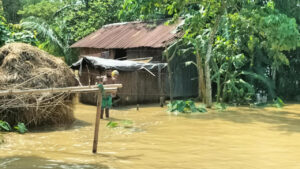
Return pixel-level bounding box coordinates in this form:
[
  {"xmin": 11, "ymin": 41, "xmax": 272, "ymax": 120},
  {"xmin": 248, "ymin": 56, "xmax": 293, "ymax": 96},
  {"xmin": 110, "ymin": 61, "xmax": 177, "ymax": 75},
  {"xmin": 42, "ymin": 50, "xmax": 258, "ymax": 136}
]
[{"xmin": 71, "ymin": 21, "xmax": 198, "ymax": 105}]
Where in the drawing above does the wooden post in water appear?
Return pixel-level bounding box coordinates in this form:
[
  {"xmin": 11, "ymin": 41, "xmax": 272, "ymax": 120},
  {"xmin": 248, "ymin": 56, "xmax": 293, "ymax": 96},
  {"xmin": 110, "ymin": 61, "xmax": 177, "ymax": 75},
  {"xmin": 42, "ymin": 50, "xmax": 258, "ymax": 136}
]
[
  {"xmin": 158, "ymin": 65, "xmax": 164, "ymax": 107},
  {"xmin": 93, "ymin": 91, "xmax": 102, "ymax": 153}
]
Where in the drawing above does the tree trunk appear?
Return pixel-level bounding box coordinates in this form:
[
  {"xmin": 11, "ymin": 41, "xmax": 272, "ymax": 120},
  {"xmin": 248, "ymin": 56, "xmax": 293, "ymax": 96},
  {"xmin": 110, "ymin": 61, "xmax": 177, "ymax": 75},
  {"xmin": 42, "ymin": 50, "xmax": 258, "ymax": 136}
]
[
  {"xmin": 205, "ymin": 49, "xmax": 213, "ymax": 108},
  {"xmin": 211, "ymin": 59, "xmax": 221, "ymax": 103},
  {"xmin": 204, "ymin": 15, "xmax": 222, "ymax": 108},
  {"xmin": 196, "ymin": 51, "xmax": 206, "ymax": 102}
]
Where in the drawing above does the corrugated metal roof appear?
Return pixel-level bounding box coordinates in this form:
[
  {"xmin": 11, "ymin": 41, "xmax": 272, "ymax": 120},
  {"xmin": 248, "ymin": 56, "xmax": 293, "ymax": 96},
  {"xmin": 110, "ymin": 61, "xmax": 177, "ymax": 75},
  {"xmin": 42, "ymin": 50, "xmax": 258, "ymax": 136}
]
[{"xmin": 70, "ymin": 21, "xmax": 181, "ymax": 49}]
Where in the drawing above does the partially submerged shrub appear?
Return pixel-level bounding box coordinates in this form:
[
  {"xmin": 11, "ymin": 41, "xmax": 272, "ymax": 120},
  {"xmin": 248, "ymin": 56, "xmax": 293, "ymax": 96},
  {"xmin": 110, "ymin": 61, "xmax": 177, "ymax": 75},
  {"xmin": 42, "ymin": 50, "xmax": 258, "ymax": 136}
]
[
  {"xmin": 213, "ymin": 103, "xmax": 227, "ymax": 111},
  {"xmin": 0, "ymin": 120, "xmax": 11, "ymax": 131},
  {"xmin": 0, "ymin": 120, "xmax": 28, "ymax": 134},
  {"xmin": 167, "ymin": 100, "xmax": 207, "ymax": 114}
]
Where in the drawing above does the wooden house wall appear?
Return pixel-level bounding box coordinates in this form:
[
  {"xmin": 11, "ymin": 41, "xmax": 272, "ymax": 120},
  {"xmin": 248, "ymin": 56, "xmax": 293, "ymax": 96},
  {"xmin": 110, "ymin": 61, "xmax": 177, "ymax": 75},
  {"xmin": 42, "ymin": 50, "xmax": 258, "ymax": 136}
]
[
  {"xmin": 79, "ymin": 48, "xmax": 114, "ymax": 59},
  {"xmin": 79, "ymin": 47, "xmax": 164, "ymax": 62},
  {"xmin": 126, "ymin": 48, "xmax": 164, "ymax": 62},
  {"xmin": 78, "ymin": 66, "xmax": 168, "ymax": 105}
]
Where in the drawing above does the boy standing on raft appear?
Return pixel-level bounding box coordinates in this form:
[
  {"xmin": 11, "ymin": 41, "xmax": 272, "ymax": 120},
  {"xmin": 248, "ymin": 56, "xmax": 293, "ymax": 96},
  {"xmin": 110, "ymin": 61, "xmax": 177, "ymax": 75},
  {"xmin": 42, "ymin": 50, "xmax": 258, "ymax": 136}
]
[{"xmin": 96, "ymin": 70, "xmax": 119, "ymax": 119}]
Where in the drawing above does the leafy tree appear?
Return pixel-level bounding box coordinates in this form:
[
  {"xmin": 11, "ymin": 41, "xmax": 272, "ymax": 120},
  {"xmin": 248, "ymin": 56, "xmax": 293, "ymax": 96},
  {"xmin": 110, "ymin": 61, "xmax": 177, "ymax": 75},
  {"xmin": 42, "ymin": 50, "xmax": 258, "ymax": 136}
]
[
  {"xmin": 273, "ymin": 0, "xmax": 300, "ymax": 24},
  {"xmin": 18, "ymin": 0, "xmax": 62, "ymax": 21},
  {"xmin": 20, "ymin": 0, "xmax": 43, "ymax": 6},
  {"xmin": 62, "ymin": 0, "xmax": 123, "ymax": 41},
  {"xmin": 20, "ymin": 0, "xmax": 124, "ymax": 64},
  {"xmin": 119, "ymin": 0, "xmax": 171, "ymax": 21}
]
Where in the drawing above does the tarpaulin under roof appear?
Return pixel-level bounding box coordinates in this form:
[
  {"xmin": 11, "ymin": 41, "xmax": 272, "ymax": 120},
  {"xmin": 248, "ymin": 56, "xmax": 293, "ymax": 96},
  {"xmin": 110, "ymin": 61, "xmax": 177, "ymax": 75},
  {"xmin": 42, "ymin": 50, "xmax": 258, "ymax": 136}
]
[
  {"xmin": 71, "ymin": 56, "xmax": 167, "ymax": 72},
  {"xmin": 70, "ymin": 21, "xmax": 182, "ymax": 49}
]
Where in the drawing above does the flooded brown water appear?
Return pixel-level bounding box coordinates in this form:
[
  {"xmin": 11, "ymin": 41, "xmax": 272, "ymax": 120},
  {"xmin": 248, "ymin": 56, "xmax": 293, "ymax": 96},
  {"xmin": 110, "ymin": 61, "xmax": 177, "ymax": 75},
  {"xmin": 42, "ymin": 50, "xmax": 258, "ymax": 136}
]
[{"xmin": 1, "ymin": 103, "xmax": 300, "ymax": 169}]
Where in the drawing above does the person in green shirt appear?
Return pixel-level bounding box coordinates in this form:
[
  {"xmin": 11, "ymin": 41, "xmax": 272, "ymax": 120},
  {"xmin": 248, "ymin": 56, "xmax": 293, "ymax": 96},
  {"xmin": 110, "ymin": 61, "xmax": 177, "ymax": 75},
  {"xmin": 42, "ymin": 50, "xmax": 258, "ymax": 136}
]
[{"xmin": 97, "ymin": 70, "xmax": 119, "ymax": 119}]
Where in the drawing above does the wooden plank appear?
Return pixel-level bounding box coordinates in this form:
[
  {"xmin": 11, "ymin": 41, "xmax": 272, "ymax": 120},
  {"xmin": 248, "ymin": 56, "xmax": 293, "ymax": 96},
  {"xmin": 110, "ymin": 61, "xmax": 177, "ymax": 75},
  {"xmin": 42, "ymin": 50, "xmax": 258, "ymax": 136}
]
[
  {"xmin": 93, "ymin": 91, "xmax": 102, "ymax": 153},
  {"xmin": 0, "ymin": 84, "xmax": 122, "ymax": 96}
]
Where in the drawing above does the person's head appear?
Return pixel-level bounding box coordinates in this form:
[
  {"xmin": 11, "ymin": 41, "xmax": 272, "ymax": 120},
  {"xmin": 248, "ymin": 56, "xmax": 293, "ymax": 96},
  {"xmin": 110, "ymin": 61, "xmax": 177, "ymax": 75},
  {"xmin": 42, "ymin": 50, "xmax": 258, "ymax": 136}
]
[
  {"xmin": 106, "ymin": 70, "xmax": 112, "ymax": 78},
  {"xmin": 96, "ymin": 76, "xmax": 102, "ymax": 83},
  {"xmin": 111, "ymin": 70, "xmax": 119, "ymax": 79}
]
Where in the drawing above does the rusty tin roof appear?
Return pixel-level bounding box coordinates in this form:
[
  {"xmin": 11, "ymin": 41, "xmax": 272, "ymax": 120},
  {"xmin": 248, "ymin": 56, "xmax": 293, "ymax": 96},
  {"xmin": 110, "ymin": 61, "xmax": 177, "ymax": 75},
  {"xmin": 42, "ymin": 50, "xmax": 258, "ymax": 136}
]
[{"xmin": 70, "ymin": 21, "xmax": 181, "ymax": 49}]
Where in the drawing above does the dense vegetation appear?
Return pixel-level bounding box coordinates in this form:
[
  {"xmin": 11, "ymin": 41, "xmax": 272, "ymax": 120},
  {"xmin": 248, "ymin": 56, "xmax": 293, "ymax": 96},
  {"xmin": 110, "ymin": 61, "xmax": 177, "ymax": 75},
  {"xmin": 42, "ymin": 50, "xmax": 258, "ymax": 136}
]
[
  {"xmin": 0, "ymin": 0, "xmax": 299, "ymax": 106},
  {"xmin": 122, "ymin": 0, "xmax": 300, "ymax": 105}
]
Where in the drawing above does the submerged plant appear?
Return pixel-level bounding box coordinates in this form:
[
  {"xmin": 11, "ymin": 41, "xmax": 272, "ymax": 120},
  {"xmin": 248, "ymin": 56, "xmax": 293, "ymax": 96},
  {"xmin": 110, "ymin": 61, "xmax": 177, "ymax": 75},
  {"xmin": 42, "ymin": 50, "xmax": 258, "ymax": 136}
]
[
  {"xmin": 168, "ymin": 100, "xmax": 207, "ymax": 114},
  {"xmin": 273, "ymin": 97, "xmax": 285, "ymax": 108},
  {"xmin": 213, "ymin": 103, "xmax": 227, "ymax": 111},
  {"xmin": 0, "ymin": 120, "xmax": 27, "ymax": 134},
  {"xmin": 0, "ymin": 120, "xmax": 11, "ymax": 132},
  {"xmin": 106, "ymin": 120, "xmax": 134, "ymax": 129},
  {"xmin": 121, "ymin": 120, "xmax": 134, "ymax": 128},
  {"xmin": 14, "ymin": 123, "xmax": 28, "ymax": 134},
  {"xmin": 106, "ymin": 121, "xmax": 119, "ymax": 128}
]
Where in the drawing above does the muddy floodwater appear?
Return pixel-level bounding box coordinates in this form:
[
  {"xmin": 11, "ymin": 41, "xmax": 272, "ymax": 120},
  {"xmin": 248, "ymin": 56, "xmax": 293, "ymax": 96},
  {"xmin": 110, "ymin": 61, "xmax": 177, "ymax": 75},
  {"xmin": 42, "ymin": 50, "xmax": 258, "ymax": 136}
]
[{"xmin": 1, "ymin": 103, "xmax": 300, "ymax": 169}]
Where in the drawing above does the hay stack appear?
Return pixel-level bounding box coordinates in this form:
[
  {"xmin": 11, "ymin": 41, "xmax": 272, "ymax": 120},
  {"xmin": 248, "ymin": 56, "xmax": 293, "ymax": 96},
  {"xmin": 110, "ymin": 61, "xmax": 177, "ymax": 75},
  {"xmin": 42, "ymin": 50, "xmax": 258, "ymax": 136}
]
[{"xmin": 0, "ymin": 43, "xmax": 78, "ymax": 127}]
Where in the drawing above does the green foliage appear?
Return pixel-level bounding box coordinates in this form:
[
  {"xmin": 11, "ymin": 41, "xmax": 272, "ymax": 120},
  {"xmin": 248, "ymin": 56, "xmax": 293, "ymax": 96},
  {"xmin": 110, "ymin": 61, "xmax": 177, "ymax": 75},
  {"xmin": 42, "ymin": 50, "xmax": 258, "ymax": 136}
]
[
  {"xmin": 0, "ymin": 16, "xmax": 37, "ymax": 46},
  {"xmin": 20, "ymin": 0, "xmax": 43, "ymax": 6},
  {"xmin": 121, "ymin": 120, "xmax": 134, "ymax": 128},
  {"xmin": 276, "ymin": 52, "xmax": 300, "ymax": 100},
  {"xmin": 0, "ymin": 120, "xmax": 28, "ymax": 134},
  {"xmin": 0, "ymin": 120, "xmax": 11, "ymax": 132},
  {"xmin": 18, "ymin": 0, "xmax": 62, "ymax": 21},
  {"xmin": 106, "ymin": 120, "xmax": 134, "ymax": 128},
  {"xmin": 14, "ymin": 123, "xmax": 27, "ymax": 133},
  {"xmin": 106, "ymin": 121, "xmax": 119, "ymax": 128},
  {"xmin": 18, "ymin": 0, "xmax": 124, "ymax": 64},
  {"xmin": 273, "ymin": 0, "xmax": 300, "ymax": 24},
  {"xmin": 0, "ymin": 16, "xmax": 10, "ymax": 45},
  {"xmin": 120, "ymin": 0, "xmax": 171, "ymax": 21},
  {"xmin": 168, "ymin": 100, "xmax": 207, "ymax": 114},
  {"xmin": 2, "ymin": 0, "xmax": 21, "ymax": 23},
  {"xmin": 62, "ymin": 0, "xmax": 123, "ymax": 41},
  {"xmin": 14, "ymin": 123, "xmax": 28, "ymax": 134},
  {"xmin": 213, "ymin": 103, "xmax": 227, "ymax": 111},
  {"xmin": 124, "ymin": 0, "xmax": 300, "ymax": 104},
  {"xmin": 0, "ymin": 0, "xmax": 3, "ymax": 16},
  {"xmin": 273, "ymin": 97, "xmax": 285, "ymax": 108},
  {"xmin": 22, "ymin": 17, "xmax": 64, "ymax": 50}
]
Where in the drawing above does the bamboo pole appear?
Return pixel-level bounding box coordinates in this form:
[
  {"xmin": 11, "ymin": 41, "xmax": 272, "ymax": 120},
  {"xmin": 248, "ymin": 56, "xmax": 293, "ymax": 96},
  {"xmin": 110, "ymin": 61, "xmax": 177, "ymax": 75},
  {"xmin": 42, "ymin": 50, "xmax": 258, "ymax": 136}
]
[
  {"xmin": 93, "ymin": 91, "xmax": 102, "ymax": 153},
  {"xmin": 0, "ymin": 84, "xmax": 122, "ymax": 96}
]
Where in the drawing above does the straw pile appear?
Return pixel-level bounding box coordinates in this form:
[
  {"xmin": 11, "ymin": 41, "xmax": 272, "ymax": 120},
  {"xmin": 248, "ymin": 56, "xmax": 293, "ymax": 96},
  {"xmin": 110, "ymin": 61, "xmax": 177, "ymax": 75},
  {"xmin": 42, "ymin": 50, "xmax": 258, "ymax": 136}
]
[{"xmin": 0, "ymin": 43, "xmax": 78, "ymax": 127}]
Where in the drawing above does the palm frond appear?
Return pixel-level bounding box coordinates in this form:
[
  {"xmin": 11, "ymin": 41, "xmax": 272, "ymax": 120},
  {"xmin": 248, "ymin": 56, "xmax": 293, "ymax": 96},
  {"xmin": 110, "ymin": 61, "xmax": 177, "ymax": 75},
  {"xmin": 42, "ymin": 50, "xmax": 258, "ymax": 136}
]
[{"xmin": 21, "ymin": 17, "xmax": 65, "ymax": 51}]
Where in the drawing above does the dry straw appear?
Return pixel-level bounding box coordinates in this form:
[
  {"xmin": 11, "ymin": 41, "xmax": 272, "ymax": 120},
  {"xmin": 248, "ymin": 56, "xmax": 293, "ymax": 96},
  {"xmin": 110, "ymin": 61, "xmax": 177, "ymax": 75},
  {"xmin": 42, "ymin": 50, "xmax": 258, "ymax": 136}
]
[{"xmin": 0, "ymin": 43, "xmax": 78, "ymax": 127}]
